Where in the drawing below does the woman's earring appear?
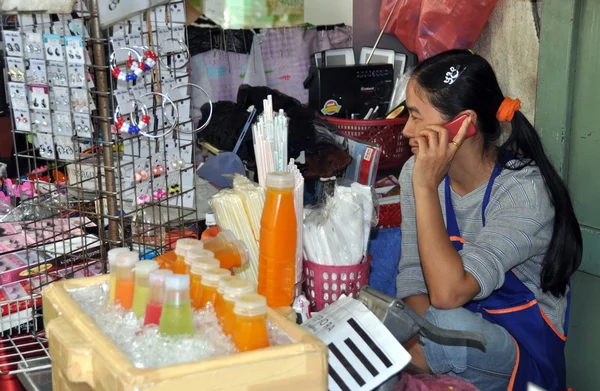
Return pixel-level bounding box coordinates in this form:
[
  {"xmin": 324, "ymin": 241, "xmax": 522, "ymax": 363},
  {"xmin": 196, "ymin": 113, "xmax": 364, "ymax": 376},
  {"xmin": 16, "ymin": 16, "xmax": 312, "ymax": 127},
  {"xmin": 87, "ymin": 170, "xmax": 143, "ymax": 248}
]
[
  {"xmin": 47, "ymin": 47, "xmax": 53, "ymax": 56},
  {"xmin": 41, "ymin": 99, "xmax": 47, "ymax": 108},
  {"xmin": 55, "ymin": 48, "xmax": 60, "ymax": 56},
  {"xmin": 33, "ymin": 98, "xmax": 39, "ymax": 107},
  {"xmin": 7, "ymin": 44, "xmax": 13, "ymax": 52},
  {"xmin": 14, "ymin": 44, "xmax": 20, "ymax": 51}
]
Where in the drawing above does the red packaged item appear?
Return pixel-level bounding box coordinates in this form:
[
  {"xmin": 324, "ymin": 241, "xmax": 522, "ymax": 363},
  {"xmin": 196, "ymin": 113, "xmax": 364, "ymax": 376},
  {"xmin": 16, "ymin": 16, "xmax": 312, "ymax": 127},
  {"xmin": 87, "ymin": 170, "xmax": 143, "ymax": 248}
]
[{"xmin": 380, "ymin": 0, "xmax": 500, "ymax": 62}]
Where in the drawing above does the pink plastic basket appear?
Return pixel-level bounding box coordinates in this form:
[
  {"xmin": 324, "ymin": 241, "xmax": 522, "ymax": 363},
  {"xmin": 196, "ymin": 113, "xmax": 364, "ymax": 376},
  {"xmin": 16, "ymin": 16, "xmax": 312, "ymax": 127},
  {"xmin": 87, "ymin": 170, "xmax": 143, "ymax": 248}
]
[{"xmin": 303, "ymin": 257, "xmax": 372, "ymax": 312}]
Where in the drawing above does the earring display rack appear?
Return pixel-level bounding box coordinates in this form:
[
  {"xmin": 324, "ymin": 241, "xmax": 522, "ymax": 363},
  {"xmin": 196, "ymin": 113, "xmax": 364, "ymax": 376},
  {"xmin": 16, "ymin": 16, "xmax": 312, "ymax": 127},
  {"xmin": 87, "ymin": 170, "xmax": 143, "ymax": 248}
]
[{"xmin": 0, "ymin": 0, "xmax": 209, "ymax": 379}]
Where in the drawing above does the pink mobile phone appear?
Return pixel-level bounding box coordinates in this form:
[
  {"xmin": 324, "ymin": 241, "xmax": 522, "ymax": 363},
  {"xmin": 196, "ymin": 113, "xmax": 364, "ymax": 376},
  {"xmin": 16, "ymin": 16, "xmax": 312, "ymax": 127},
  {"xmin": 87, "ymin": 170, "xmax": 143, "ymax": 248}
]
[{"xmin": 444, "ymin": 114, "xmax": 477, "ymax": 139}]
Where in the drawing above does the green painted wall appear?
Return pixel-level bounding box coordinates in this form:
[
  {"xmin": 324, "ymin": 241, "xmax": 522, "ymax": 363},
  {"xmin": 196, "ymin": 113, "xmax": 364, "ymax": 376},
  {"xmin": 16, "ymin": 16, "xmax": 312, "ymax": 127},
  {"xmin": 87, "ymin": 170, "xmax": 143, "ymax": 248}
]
[{"xmin": 537, "ymin": 0, "xmax": 600, "ymax": 389}]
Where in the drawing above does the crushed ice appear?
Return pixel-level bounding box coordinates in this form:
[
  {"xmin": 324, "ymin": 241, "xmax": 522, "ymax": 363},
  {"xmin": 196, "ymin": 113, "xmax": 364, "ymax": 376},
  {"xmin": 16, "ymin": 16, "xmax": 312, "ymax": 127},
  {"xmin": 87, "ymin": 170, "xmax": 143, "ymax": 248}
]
[{"xmin": 68, "ymin": 283, "xmax": 293, "ymax": 369}]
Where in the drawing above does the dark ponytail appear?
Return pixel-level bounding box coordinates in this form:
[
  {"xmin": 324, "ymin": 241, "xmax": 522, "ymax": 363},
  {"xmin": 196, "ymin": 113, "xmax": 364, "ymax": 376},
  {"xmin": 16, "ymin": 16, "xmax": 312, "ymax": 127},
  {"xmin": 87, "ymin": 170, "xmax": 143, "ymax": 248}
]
[
  {"xmin": 500, "ymin": 111, "xmax": 582, "ymax": 296},
  {"xmin": 412, "ymin": 49, "xmax": 582, "ymax": 297}
]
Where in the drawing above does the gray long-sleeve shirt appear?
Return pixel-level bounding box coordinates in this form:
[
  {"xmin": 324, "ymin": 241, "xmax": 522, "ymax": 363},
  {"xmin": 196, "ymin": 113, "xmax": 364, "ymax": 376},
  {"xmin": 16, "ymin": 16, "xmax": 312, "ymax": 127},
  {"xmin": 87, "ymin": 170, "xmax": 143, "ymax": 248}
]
[{"xmin": 397, "ymin": 156, "xmax": 567, "ymax": 334}]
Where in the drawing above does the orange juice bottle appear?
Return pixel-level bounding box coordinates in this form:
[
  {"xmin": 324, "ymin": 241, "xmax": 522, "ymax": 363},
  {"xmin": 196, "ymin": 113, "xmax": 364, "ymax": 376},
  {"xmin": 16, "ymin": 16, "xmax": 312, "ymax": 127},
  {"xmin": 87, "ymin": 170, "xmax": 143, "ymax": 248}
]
[
  {"xmin": 222, "ymin": 279, "xmax": 256, "ymax": 336},
  {"xmin": 173, "ymin": 238, "xmax": 202, "ymax": 274},
  {"xmin": 107, "ymin": 247, "xmax": 130, "ymax": 304},
  {"xmin": 232, "ymin": 294, "xmax": 270, "ymax": 352},
  {"xmin": 189, "ymin": 257, "xmax": 220, "ymax": 309},
  {"xmin": 185, "ymin": 249, "xmax": 215, "ymax": 274},
  {"xmin": 201, "ymin": 212, "xmax": 220, "ymax": 240},
  {"xmin": 199, "ymin": 268, "xmax": 230, "ymax": 309},
  {"xmin": 258, "ymin": 172, "xmax": 297, "ymax": 308},
  {"xmin": 114, "ymin": 251, "xmax": 139, "ymax": 310},
  {"xmin": 202, "ymin": 231, "xmax": 250, "ymax": 271},
  {"xmin": 214, "ymin": 275, "xmax": 242, "ymax": 323}
]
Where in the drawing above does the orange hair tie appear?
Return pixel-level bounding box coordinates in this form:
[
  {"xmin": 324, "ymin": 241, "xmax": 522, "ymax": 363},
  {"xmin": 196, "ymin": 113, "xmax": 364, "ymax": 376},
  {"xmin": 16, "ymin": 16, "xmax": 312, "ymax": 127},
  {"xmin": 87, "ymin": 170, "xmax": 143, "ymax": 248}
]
[{"xmin": 496, "ymin": 97, "xmax": 521, "ymax": 122}]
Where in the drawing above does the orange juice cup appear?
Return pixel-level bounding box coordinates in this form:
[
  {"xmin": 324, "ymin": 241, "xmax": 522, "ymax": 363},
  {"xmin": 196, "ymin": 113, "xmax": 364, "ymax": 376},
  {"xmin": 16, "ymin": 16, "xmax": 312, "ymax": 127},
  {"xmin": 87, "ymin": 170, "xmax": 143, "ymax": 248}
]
[
  {"xmin": 198, "ymin": 268, "xmax": 230, "ymax": 309},
  {"xmin": 215, "ymin": 275, "xmax": 242, "ymax": 323},
  {"xmin": 185, "ymin": 249, "xmax": 215, "ymax": 274},
  {"xmin": 222, "ymin": 279, "xmax": 256, "ymax": 336},
  {"xmin": 189, "ymin": 257, "xmax": 220, "ymax": 310},
  {"xmin": 232, "ymin": 294, "xmax": 270, "ymax": 352},
  {"xmin": 202, "ymin": 231, "xmax": 250, "ymax": 271},
  {"xmin": 174, "ymin": 238, "xmax": 202, "ymax": 274},
  {"xmin": 114, "ymin": 251, "xmax": 139, "ymax": 310}
]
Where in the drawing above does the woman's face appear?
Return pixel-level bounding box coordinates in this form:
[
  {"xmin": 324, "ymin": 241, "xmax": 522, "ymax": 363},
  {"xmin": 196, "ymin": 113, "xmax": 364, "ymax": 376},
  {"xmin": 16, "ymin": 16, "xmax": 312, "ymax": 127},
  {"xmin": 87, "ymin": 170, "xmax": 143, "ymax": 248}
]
[{"xmin": 402, "ymin": 79, "xmax": 446, "ymax": 155}]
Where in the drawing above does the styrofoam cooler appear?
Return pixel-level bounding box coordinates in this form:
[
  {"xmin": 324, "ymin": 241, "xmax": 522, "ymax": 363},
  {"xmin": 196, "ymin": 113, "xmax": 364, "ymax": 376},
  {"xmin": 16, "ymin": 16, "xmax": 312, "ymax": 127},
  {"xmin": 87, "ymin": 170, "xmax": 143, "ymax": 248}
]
[{"xmin": 42, "ymin": 275, "xmax": 328, "ymax": 391}]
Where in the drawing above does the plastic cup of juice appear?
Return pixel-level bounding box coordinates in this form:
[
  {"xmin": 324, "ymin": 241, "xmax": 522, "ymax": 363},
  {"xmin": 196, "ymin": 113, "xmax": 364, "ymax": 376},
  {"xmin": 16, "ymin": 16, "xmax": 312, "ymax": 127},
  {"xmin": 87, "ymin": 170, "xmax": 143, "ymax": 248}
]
[
  {"xmin": 114, "ymin": 251, "xmax": 139, "ymax": 310},
  {"xmin": 174, "ymin": 238, "xmax": 202, "ymax": 274},
  {"xmin": 189, "ymin": 257, "xmax": 220, "ymax": 309},
  {"xmin": 214, "ymin": 275, "xmax": 242, "ymax": 323},
  {"xmin": 185, "ymin": 249, "xmax": 214, "ymax": 274},
  {"xmin": 202, "ymin": 230, "xmax": 250, "ymax": 271},
  {"xmin": 222, "ymin": 279, "xmax": 256, "ymax": 336},
  {"xmin": 199, "ymin": 268, "xmax": 230, "ymax": 309},
  {"xmin": 232, "ymin": 293, "xmax": 270, "ymax": 352},
  {"xmin": 159, "ymin": 274, "xmax": 194, "ymax": 336},
  {"xmin": 144, "ymin": 269, "xmax": 173, "ymax": 326},
  {"xmin": 107, "ymin": 247, "xmax": 130, "ymax": 303},
  {"xmin": 132, "ymin": 260, "xmax": 160, "ymax": 318}
]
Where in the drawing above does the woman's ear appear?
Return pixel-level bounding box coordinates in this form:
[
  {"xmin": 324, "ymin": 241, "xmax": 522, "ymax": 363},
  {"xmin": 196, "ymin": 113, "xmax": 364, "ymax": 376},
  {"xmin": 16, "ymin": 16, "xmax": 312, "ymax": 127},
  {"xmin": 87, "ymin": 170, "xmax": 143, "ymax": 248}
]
[{"xmin": 460, "ymin": 109, "xmax": 477, "ymax": 125}]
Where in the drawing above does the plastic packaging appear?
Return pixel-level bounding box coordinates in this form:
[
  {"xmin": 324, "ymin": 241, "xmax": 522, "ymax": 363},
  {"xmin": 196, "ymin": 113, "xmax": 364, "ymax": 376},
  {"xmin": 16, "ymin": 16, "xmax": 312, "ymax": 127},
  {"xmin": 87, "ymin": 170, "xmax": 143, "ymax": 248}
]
[
  {"xmin": 174, "ymin": 238, "xmax": 203, "ymax": 274},
  {"xmin": 190, "ymin": 257, "xmax": 221, "ymax": 310},
  {"xmin": 132, "ymin": 260, "xmax": 160, "ymax": 318},
  {"xmin": 201, "ymin": 212, "xmax": 220, "ymax": 240},
  {"xmin": 233, "ymin": 294, "xmax": 270, "ymax": 352},
  {"xmin": 258, "ymin": 172, "xmax": 297, "ymax": 308},
  {"xmin": 114, "ymin": 251, "xmax": 139, "ymax": 310},
  {"xmin": 202, "ymin": 231, "xmax": 250, "ymax": 271},
  {"xmin": 214, "ymin": 275, "xmax": 242, "ymax": 323},
  {"xmin": 201, "ymin": 0, "xmax": 304, "ymax": 29},
  {"xmin": 107, "ymin": 248, "xmax": 131, "ymax": 303},
  {"xmin": 199, "ymin": 268, "xmax": 231, "ymax": 309},
  {"xmin": 144, "ymin": 269, "xmax": 173, "ymax": 326},
  {"xmin": 185, "ymin": 249, "xmax": 215, "ymax": 274},
  {"xmin": 380, "ymin": 0, "xmax": 499, "ymax": 62},
  {"xmin": 159, "ymin": 274, "xmax": 194, "ymax": 336},
  {"xmin": 223, "ymin": 279, "xmax": 256, "ymax": 336}
]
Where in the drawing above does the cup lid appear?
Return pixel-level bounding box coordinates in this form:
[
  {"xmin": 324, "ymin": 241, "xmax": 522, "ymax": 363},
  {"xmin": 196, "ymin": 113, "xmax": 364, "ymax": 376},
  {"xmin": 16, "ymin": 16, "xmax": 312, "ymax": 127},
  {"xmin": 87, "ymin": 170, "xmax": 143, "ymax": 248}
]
[
  {"xmin": 116, "ymin": 251, "xmax": 139, "ymax": 268},
  {"xmin": 149, "ymin": 269, "xmax": 173, "ymax": 285},
  {"xmin": 190, "ymin": 257, "xmax": 220, "ymax": 274},
  {"xmin": 175, "ymin": 238, "xmax": 202, "ymax": 256},
  {"xmin": 217, "ymin": 275, "xmax": 242, "ymax": 294},
  {"xmin": 165, "ymin": 274, "xmax": 190, "ymax": 291},
  {"xmin": 108, "ymin": 247, "xmax": 130, "ymax": 265},
  {"xmin": 266, "ymin": 172, "xmax": 294, "ymax": 189},
  {"xmin": 233, "ymin": 293, "xmax": 267, "ymax": 316},
  {"xmin": 223, "ymin": 279, "xmax": 256, "ymax": 301},
  {"xmin": 134, "ymin": 260, "xmax": 159, "ymax": 275},
  {"xmin": 185, "ymin": 249, "xmax": 215, "ymax": 265},
  {"xmin": 200, "ymin": 268, "xmax": 230, "ymax": 287},
  {"xmin": 232, "ymin": 240, "xmax": 250, "ymax": 266}
]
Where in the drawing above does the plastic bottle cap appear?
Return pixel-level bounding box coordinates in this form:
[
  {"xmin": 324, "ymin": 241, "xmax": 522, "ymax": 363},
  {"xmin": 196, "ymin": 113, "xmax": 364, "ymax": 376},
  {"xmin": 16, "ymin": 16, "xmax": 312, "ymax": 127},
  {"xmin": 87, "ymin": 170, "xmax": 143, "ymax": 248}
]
[
  {"xmin": 190, "ymin": 257, "xmax": 220, "ymax": 275},
  {"xmin": 149, "ymin": 269, "xmax": 173, "ymax": 285},
  {"xmin": 185, "ymin": 249, "xmax": 215, "ymax": 266},
  {"xmin": 266, "ymin": 172, "xmax": 295, "ymax": 189},
  {"xmin": 108, "ymin": 247, "xmax": 130, "ymax": 266},
  {"xmin": 116, "ymin": 251, "xmax": 139, "ymax": 268},
  {"xmin": 205, "ymin": 212, "xmax": 216, "ymax": 227},
  {"xmin": 200, "ymin": 268, "xmax": 230, "ymax": 287},
  {"xmin": 217, "ymin": 275, "xmax": 242, "ymax": 294},
  {"xmin": 232, "ymin": 240, "xmax": 250, "ymax": 266},
  {"xmin": 165, "ymin": 274, "xmax": 190, "ymax": 291},
  {"xmin": 133, "ymin": 260, "xmax": 159, "ymax": 275},
  {"xmin": 223, "ymin": 279, "xmax": 256, "ymax": 301},
  {"xmin": 233, "ymin": 293, "xmax": 267, "ymax": 316},
  {"xmin": 175, "ymin": 238, "xmax": 203, "ymax": 256}
]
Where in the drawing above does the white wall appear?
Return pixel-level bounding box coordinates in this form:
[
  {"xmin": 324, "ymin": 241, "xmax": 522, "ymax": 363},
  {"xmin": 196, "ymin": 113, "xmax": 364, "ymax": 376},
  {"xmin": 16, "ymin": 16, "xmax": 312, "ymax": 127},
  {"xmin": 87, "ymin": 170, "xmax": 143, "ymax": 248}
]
[{"xmin": 304, "ymin": 0, "xmax": 353, "ymax": 26}]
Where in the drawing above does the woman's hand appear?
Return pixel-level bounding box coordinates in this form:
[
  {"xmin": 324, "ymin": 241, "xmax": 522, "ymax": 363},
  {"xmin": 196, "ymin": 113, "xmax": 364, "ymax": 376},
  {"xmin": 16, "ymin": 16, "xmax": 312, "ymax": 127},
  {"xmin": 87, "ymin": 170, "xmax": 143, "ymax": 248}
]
[{"xmin": 412, "ymin": 116, "xmax": 472, "ymax": 190}]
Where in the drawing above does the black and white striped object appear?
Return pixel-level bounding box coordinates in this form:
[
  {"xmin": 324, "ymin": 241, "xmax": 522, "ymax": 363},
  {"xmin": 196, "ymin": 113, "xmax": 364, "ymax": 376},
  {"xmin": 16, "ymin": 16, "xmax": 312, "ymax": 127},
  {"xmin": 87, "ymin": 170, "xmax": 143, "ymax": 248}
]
[{"xmin": 303, "ymin": 296, "xmax": 411, "ymax": 391}]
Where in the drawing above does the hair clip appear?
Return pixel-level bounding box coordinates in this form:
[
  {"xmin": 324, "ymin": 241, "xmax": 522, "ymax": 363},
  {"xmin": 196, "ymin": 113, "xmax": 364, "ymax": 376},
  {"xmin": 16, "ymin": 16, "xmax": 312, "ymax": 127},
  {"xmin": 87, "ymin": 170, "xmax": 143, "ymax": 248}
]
[
  {"xmin": 151, "ymin": 165, "xmax": 165, "ymax": 176},
  {"xmin": 153, "ymin": 189, "xmax": 167, "ymax": 200},
  {"xmin": 168, "ymin": 184, "xmax": 181, "ymax": 195},
  {"xmin": 444, "ymin": 65, "xmax": 466, "ymax": 85},
  {"xmin": 170, "ymin": 159, "xmax": 185, "ymax": 170},
  {"xmin": 137, "ymin": 194, "xmax": 151, "ymax": 205},
  {"xmin": 134, "ymin": 170, "xmax": 149, "ymax": 183}
]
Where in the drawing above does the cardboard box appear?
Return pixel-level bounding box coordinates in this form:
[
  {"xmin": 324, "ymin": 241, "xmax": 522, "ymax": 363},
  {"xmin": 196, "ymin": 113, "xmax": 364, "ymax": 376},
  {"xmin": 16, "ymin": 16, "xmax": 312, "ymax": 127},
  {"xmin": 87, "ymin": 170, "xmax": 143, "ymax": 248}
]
[{"xmin": 43, "ymin": 275, "xmax": 328, "ymax": 391}]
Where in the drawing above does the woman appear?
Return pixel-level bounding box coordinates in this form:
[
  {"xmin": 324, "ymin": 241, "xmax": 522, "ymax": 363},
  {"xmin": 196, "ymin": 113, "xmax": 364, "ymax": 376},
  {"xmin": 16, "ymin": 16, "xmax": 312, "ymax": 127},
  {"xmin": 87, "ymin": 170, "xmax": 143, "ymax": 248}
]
[{"xmin": 397, "ymin": 49, "xmax": 582, "ymax": 391}]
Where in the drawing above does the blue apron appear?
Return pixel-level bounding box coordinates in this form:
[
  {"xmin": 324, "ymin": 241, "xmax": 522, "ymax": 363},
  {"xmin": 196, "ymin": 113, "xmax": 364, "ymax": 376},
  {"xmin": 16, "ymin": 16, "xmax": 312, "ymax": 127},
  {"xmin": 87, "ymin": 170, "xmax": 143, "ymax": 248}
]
[{"xmin": 445, "ymin": 164, "xmax": 569, "ymax": 391}]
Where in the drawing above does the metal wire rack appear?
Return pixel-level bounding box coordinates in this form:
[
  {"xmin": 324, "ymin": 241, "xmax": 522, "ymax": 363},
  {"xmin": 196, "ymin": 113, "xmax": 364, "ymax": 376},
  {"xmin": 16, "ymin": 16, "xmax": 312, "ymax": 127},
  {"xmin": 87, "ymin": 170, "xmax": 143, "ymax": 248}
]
[{"xmin": 0, "ymin": 0, "xmax": 204, "ymax": 380}]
